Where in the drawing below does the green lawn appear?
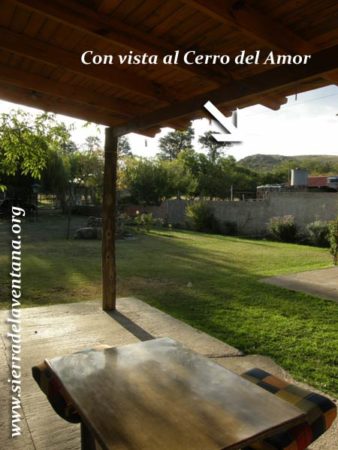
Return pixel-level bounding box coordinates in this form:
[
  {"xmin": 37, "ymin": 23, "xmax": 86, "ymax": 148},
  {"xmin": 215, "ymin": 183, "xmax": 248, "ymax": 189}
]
[{"xmin": 1, "ymin": 213, "xmax": 337, "ymax": 396}]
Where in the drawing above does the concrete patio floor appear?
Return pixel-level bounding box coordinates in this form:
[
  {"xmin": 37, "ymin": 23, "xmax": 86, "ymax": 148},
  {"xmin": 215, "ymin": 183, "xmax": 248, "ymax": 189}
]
[
  {"xmin": 262, "ymin": 267, "xmax": 338, "ymax": 303},
  {"xmin": 0, "ymin": 298, "xmax": 336, "ymax": 450}
]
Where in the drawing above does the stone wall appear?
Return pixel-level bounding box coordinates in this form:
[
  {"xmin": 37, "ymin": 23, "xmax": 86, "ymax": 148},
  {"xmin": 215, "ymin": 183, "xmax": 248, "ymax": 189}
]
[
  {"xmin": 138, "ymin": 192, "xmax": 338, "ymax": 236},
  {"xmin": 210, "ymin": 192, "xmax": 338, "ymax": 236}
]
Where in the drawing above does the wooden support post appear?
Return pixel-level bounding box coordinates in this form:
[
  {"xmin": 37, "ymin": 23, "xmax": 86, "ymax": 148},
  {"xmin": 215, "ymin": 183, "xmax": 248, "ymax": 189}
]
[
  {"xmin": 81, "ymin": 422, "xmax": 96, "ymax": 450},
  {"xmin": 102, "ymin": 127, "xmax": 118, "ymax": 311}
]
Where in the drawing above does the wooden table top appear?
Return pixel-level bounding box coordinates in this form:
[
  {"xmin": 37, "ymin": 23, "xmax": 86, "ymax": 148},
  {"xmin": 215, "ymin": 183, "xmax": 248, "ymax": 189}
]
[{"xmin": 46, "ymin": 338, "xmax": 305, "ymax": 450}]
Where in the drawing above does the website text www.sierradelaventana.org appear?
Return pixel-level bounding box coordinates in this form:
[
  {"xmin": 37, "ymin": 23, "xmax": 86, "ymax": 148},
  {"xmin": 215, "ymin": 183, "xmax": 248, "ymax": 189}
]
[{"xmin": 7, "ymin": 206, "xmax": 25, "ymax": 438}]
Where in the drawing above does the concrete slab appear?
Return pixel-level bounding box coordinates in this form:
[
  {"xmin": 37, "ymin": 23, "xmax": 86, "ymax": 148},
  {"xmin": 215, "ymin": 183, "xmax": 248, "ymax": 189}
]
[
  {"xmin": 262, "ymin": 267, "xmax": 338, "ymax": 302},
  {"xmin": 0, "ymin": 298, "xmax": 336, "ymax": 450},
  {"xmin": 0, "ymin": 297, "xmax": 240, "ymax": 450},
  {"xmin": 116, "ymin": 297, "xmax": 242, "ymax": 357}
]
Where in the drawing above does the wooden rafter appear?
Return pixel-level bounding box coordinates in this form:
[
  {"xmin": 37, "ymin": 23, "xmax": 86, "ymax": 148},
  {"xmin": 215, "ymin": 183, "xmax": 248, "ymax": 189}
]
[
  {"xmin": 0, "ymin": 57, "xmax": 285, "ymax": 122},
  {"xmin": 0, "ymin": 82, "xmax": 123, "ymax": 126},
  {"xmin": 11, "ymin": 0, "xmax": 287, "ymax": 111},
  {"xmin": 97, "ymin": 0, "xmax": 120, "ymax": 15},
  {"xmin": 0, "ymin": 27, "xmax": 170, "ymax": 102},
  {"xmin": 12, "ymin": 0, "xmax": 230, "ymax": 84},
  {"xmin": 0, "ymin": 81, "xmax": 165, "ymax": 137},
  {"xmin": 180, "ymin": 0, "xmax": 338, "ymax": 85},
  {"xmin": 0, "ymin": 61, "xmax": 235, "ymax": 132},
  {"xmin": 0, "ymin": 64, "xmax": 149, "ymax": 117},
  {"xmin": 112, "ymin": 43, "xmax": 338, "ymax": 136}
]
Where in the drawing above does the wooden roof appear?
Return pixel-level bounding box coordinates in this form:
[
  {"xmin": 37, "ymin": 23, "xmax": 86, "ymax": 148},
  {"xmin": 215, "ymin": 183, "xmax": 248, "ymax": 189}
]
[{"xmin": 0, "ymin": 0, "xmax": 338, "ymax": 136}]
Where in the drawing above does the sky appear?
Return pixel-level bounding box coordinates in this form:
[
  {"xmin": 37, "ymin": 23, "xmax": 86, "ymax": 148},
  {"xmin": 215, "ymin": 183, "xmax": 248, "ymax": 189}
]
[{"xmin": 0, "ymin": 84, "xmax": 337, "ymax": 161}]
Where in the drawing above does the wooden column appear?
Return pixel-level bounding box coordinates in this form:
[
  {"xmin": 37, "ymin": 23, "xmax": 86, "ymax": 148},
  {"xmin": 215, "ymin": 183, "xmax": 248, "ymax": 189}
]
[{"xmin": 102, "ymin": 127, "xmax": 118, "ymax": 311}]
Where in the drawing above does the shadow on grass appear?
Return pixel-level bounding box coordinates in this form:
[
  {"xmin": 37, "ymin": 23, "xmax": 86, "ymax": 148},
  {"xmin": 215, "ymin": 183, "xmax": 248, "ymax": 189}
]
[
  {"xmin": 0, "ymin": 215, "xmax": 331, "ymax": 309},
  {"xmin": 1, "ymin": 215, "xmax": 337, "ymax": 396}
]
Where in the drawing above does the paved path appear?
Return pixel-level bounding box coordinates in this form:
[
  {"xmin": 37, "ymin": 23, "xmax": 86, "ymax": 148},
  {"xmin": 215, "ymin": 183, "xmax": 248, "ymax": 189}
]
[{"xmin": 262, "ymin": 267, "xmax": 338, "ymax": 302}]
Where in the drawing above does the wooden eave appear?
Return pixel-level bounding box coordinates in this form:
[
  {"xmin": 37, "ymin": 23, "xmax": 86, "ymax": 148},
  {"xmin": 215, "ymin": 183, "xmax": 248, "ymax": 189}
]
[{"xmin": 0, "ymin": 0, "xmax": 337, "ymax": 135}]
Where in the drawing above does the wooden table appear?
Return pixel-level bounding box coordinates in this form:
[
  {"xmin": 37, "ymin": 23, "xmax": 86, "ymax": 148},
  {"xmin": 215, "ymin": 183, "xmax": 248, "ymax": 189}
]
[{"xmin": 46, "ymin": 338, "xmax": 305, "ymax": 450}]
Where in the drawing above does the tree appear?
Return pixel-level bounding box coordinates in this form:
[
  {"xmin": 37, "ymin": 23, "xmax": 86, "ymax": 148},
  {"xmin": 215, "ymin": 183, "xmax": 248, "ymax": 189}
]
[
  {"xmin": 196, "ymin": 157, "xmax": 233, "ymax": 199},
  {"xmin": 68, "ymin": 149, "xmax": 104, "ymax": 205},
  {"xmin": 0, "ymin": 109, "xmax": 73, "ymax": 191},
  {"xmin": 121, "ymin": 158, "xmax": 170, "ymax": 205},
  {"xmin": 83, "ymin": 135, "xmax": 101, "ymax": 152},
  {"xmin": 162, "ymin": 159, "xmax": 197, "ymax": 199},
  {"xmin": 120, "ymin": 157, "xmax": 196, "ymax": 205},
  {"xmin": 158, "ymin": 126, "xmax": 194, "ymax": 160},
  {"xmin": 118, "ymin": 136, "xmax": 132, "ymax": 157},
  {"xmin": 62, "ymin": 139, "xmax": 78, "ymax": 154},
  {"xmin": 198, "ymin": 131, "xmax": 232, "ymax": 162},
  {"xmin": 40, "ymin": 150, "xmax": 70, "ymax": 210},
  {"xmin": 180, "ymin": 149, "xmax": 258, "ymax": 199}
]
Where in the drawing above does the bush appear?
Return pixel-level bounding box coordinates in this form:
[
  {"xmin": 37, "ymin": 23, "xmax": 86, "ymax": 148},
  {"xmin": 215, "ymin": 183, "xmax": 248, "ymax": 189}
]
[
  {"xmin": 134, "ymin": 212, "xmax": 154, "ymax": 231},
  {"xmin": 306, "ymin": 221, "xmax": 330, "ymax": 247},
  {"xmin": 186, "ymin": 201, "xmax": 219, "ymax": 232},
  {"xmin": 267, "ymin": 215, "xmax": 298, "ymax": 242},
  {"xmin": 328, "ymin": 218, "xmax": 338, "ymax": 265}
]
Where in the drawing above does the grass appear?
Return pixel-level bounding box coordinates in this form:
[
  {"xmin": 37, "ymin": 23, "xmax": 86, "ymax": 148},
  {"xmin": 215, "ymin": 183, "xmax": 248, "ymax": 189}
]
[{"xmin": 1, "ymin": 212, "xmax": 337, "ymax": 396}]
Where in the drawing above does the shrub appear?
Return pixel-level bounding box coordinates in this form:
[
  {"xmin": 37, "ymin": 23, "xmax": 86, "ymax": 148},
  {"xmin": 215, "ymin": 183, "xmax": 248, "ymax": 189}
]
[
  {"xmin": 153, "ymin": 217, "xmax": 164, "ymax": 228},
  {"xmin": 134, "ymin": 212, "xmax": 154, "ymax": 231},
  {"xmin": 267, "ymin": 215, "xmax": 298, "ymax": 242},
  {"xmin": 306, "ymin": 221, "xmax": 330, "ymax": 247},
  {"xmin": 186, "ymin": 201, "xmax": 219, "ymax": 232},
  {"xmin": 328, "ymin": 218, "xmax": 338, "ymax": 265}
]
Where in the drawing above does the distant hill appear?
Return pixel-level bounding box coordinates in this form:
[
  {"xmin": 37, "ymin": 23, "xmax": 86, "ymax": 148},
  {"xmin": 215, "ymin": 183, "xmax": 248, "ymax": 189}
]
[
  {"xmin": 239, "ymin": 154, "xmax": 289, "ymax": 171},
  {"xmin": 239, "ymin": 154, "xmax": 338, "ymax": 174}
]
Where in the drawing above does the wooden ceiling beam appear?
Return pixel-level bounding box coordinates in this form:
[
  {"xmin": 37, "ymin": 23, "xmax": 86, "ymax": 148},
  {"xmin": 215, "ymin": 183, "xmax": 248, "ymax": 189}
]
[
  {"xmin": 12, "ymin": 0, "xmax": 288, "ymax": 111},
  {"xmin": 139, "ymin": 127, "xmax": 162, "ymax": 138},
  {"xmin": 97, "ymin": 0, "xmax": 120, "ymax": 15},
  {"xmin": 257, "ymin": 96, "xmax": 287, "ymax": 111},
  {"xmin": 231, "ymin": 1, "xmax": 338, "ymax": 85},
  {"xmin": 0, "ymin": 27, "xmax": 169, "ymax": 102},
  {"xmin": 12, "ymin": 0, "xmax": 230, "ymax": 85},
  {"xmin": 14, "ymin": 0, "xmax": 172, "ymax": 54},
  {"xmin": 112, "ymin": 43, "xmax": 338, "ymax": 136},
  {"xmin": 0, "ymin": 82, "xmax": 123, "ymax": 126},
  {"xmin": 12, "ymin": 0, "xmax": 286, "ymax": 109},
  {"xmin": 0, "ymin": 63, "xmax": 147, "ymax": 117},
  {"xmin": 180, "ymin": 0, "xmax": 307, "ymax": 52},
  {"xmin": 181, "ymin": 0, "xmax": 338, "ymax": 85}
]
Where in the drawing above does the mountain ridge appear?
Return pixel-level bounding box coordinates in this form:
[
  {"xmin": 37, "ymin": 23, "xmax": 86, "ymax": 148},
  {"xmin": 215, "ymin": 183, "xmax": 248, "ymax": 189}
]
[{"xmin": 239, "ymin": 154, "xmax": 338, "ymax": 173}]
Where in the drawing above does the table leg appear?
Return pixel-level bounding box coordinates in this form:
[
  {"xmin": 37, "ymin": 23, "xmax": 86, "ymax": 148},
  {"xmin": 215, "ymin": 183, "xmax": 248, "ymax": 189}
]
[{"xmin": 81, "ymin": 421, "xmax": 96, "ymax": 450}]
